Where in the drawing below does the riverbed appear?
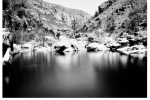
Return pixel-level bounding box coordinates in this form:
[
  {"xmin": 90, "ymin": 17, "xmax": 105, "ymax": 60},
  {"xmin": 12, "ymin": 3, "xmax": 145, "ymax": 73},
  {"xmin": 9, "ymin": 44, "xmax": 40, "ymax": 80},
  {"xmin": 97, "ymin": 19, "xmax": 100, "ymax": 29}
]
[{"xmin": 3, "ymin": 48, "xmax": 147, "ymax": 97}]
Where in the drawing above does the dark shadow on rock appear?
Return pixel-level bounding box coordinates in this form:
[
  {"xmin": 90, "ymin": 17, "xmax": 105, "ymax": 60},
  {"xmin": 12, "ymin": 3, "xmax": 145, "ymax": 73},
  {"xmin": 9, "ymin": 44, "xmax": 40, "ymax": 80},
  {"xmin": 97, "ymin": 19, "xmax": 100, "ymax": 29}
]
[
  {"xmin": 54, "ymin": 46, "xmax": 67, "ymax": 53},
  {"xmin": 54, "ymin": 51, "xmax": 65, "ymax": 56}
]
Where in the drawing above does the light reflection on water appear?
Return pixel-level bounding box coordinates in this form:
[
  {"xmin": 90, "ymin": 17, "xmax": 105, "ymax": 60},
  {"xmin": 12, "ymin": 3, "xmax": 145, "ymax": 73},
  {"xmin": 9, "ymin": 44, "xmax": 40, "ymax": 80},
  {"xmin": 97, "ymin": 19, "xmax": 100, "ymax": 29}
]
[{"xmin": 6, "ymin": 49, "xmax": 147, "ymax": 97}]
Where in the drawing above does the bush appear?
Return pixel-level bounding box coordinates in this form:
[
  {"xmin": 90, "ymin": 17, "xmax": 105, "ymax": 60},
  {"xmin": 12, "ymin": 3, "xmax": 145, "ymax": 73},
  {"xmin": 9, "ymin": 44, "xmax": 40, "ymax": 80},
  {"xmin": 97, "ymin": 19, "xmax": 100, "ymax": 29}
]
[
  {"xmin": 88, "ymin": 37, "xmax": 94, "ymax": 42},
  {"xmin": 55, "ymin": 32, "xmax": 61, "ymax": 40},
  {"xmin": 104, "ymin": 16, "xmax": 116, "ymax": 33},
  {"xmin": 75, "ymin": 34, "xmax": 81, "ymax": 38}
]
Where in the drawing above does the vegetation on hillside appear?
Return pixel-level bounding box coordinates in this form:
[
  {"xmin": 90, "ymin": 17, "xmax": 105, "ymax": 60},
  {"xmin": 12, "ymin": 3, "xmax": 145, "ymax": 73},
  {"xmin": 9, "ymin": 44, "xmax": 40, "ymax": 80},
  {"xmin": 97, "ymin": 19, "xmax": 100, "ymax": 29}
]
[
  {"xmin": 3, "ymin": 0, "xmax": 91, "ymax": 44},
  {"xmin": 3, "ymin": 0, "xmax": 51, "ymax": 44},
  {"xmin": 3, "ymin": 0, "xmax": 147, "ymax": 47},
  {"xmin": 80, "ymin": 0, "xmax": 147, "ymax": 40}
]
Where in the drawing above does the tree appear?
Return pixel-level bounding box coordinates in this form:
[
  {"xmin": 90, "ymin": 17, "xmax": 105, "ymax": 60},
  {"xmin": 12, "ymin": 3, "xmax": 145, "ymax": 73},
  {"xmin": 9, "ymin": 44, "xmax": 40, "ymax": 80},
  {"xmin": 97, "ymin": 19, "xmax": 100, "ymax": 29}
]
[
  {"xmin": 71, "ymin": 17, "xmax": 79, "ymax": 35},
  {"xmin": 105, "ymin": 16, "xmax": 116, "ymax": 33},
  {"xmin": 94, "ymin": 10, "xmax": 99, "ymax": 17},
  {"xmin": 98, "ymin": 6, "xmax": 103, "ymax": 14},
  {"xmin": 56, "ymin": 32, "xmax": 61, "ymax": 40},
  {"xmin": 95, "ymin": 30, "xmax": 104, "ymax": 38},
  {"xmin": 61, "ymin": 12, "xmax": 66, "ymax": 22},
  {"xmin": 3, "ymin": 0, "xmax": 32, "ymax": 44},
  {"xmin": 35, "ymin": 1, "xmax": 46, "ymax": 47}
]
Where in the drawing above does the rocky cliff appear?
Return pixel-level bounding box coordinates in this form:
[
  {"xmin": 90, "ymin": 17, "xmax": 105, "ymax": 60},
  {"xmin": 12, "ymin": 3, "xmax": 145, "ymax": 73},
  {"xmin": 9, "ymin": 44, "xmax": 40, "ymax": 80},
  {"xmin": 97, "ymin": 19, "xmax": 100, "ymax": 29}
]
[
  {"xmin": 3, "ymin": 0, "xmax": 91, "ymax": 43},
  {"xmin": 27, "ymin": 0, "xmax": 91, "ymax": 30},
  {"xmin": 3, "ymin": 0, "xmax": 91, "ymax": 33},
  {"xmin": 81, "ymin": 0, "xmax": 147, "ymax": 38}
]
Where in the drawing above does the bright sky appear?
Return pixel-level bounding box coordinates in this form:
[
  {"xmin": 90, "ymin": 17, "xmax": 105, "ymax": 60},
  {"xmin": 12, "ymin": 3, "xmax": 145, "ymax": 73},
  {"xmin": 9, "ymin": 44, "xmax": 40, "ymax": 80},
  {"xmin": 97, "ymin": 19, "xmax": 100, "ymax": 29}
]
[{"xmin": 43, "ymin": 0, "xmax": 108, "ymax": 15}]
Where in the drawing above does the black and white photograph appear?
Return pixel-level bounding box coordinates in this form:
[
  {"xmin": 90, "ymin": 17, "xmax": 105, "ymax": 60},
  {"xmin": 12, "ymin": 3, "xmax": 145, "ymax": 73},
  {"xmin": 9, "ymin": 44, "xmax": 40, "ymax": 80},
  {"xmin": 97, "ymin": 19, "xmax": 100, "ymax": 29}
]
[{"xmin": 2, "ymin": 0, "xmax": 148, "ymax": 98}]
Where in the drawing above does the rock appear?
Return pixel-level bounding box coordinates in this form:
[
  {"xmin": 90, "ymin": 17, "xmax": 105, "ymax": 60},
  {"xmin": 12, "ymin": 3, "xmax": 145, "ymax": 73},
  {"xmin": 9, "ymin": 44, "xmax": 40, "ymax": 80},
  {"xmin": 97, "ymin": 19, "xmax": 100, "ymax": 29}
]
[
  {"xmin": 82, "ymin": 0, "xmax": 146, "ymax": 38},
  {"xmin": 26, "ymin": 0, "xmax": 91, "ymax": 30},
  {"xmin": 59, "ymin": 36, "xmax": 67, "ymax": 41},
  {"xmin": 117, "ymin": 38, "xmax": 129, "ymax": 47},
  {"xmin": 64, "ymin": 47, "xmax": 74, "ymax": 52},
  {"xmin": 13, "ymin": 44, "xmax": 21, "ymax": 51},
  {"xmin": 3, "ymin": 48, "xmax": 11, "ymax": 62},
  {"xmin": 85, "ymin": 42, "xmax": 109, "ymax": 52},
  {"xmin": 128, "ymin": 39, "xmax": 137, "ymax": 46},
  {"xmin": 128, "ymin": 37, "xmax": 145, "ymax": 46},
  {"xmin": 117, "ymin": 45, "xmax": 147, "ymax": 56},
  {"xmin": 68, "ymin": 39, "xmax": 79, "ymax": 50},
  {"xmin": 109, "ymin": 42, "xmax": 120, "ymax": 47},
  {"xmin": 117, "ymin": 38, "xmax": 129, "ymax": 43},
  {"xmin": 21, "ymin": 41, "xmax": 36, "ymax": 52},
  {"xmin": 22, "ymin": 43, "xmax": 33, "ymax": 49},
  {"xmin": 52, "ymin": 40, "xmax": 79, "ymax": 52},
  {"xmin": 109, "ymin": 42, "xmax": 121, "ymax": 51}
]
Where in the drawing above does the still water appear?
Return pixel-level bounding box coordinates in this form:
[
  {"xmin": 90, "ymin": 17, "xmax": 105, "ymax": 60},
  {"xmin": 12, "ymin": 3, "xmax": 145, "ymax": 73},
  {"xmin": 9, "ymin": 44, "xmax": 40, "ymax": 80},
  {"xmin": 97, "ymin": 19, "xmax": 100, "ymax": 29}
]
[{"xmin": 4, "ymin": 49, "xmax": 147, "ymax": 97}]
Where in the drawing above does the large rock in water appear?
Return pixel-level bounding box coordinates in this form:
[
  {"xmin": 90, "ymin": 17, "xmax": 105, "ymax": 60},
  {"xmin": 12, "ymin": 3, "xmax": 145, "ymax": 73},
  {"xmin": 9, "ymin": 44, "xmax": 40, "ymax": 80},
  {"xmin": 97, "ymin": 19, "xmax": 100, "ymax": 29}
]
[
  {"xmin": 117, "ymin": 45, "xmax": 147, "ymax": 57},
  {"xmin": 52, "ymin": 40, "xmax": 79, "ymax": 52},
  {"xmin": 85, "ymin": 42, "xmax": 109, "ymax": 52},
  {"xmin": 108, "ymin": 42, "xmax": 121, "ymax": 51},
  {"xmin": 22, "ymin": 41, "xmax": 34, "ymax": 50}
]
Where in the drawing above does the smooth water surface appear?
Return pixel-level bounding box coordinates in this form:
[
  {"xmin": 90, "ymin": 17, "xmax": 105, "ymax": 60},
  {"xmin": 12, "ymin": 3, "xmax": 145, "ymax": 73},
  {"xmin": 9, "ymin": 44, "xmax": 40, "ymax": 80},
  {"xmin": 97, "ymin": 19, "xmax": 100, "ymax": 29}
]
[{"xmin": 3, "ymin": 49, "xmax": 147, "ymax": 97}]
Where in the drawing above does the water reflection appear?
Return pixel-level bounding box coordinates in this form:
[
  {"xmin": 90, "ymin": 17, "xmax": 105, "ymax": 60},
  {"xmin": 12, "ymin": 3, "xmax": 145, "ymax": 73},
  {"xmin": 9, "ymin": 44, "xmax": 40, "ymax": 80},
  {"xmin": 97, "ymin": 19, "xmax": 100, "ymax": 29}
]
[{"xmin": 4, "ymin": 49, "xmax": 147, "ymax": 97}]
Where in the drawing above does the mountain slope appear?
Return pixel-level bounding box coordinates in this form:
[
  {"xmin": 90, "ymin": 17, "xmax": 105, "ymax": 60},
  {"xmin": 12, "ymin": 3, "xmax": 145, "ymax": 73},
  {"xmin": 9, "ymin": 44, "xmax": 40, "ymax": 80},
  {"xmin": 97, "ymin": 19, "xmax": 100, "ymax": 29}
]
[
  {"xmin": 27, "ymin": 0, "xmax": 91, "ymax": 30},
  {"xmin": 81, "ymin": 0, "xmax": 147, "ymax": 37},
  {"xmin": 3, "ymin": 0, "xmax": 91, "ymax": 43},
  {"xmin": 3, "ymin": 0, "xmax": 91, "ymax": 32}
]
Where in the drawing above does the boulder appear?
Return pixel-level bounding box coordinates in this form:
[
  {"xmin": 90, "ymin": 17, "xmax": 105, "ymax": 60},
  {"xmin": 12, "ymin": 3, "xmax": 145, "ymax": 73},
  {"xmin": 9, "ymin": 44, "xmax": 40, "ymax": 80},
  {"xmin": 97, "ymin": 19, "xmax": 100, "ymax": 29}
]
[
  {"xmin": 3, "ymin": 48, "xmax": 11, "ymax": 62},
  {"xmin": 68, "ymin": 39, "xmax": 79, "ymax": 50},
  {"xmin": 59, "ymin": 36, "xmax": 68, "ymax": 41},
  {"xmin": 117, "ymin": 38, "xmax": 129, "ymax": 43},
  {"xmin": 109, "ymin": 42, "xmax": 121, "ymax": 51},
  {"xmin": 117, "ymin": 45, "xmax": 147, "ymax": 55},
  {"xmin": 52, "ymin": 40, "xmax": 79, "ymax": 52},
  {"xmin": 117, "ymin": 38, "xmax": 129, "ymax": 47},
  {"xmin": 109, "ymin": 42, "xmax": 120, "ymax": 47},
  {"xmin": 22, "ymin": 43, "xmax": 33, "ymax": 49},
  {"xmin": 85, "ymin": 42, "xmax": 109, "ymax": 52},
  {"xmin": 13, "ymin": 44, "xmax": 21, "ymax": 51},
  {"xmin": 21, "ymin": 41, "xmax": 35, "ymax": 52}
]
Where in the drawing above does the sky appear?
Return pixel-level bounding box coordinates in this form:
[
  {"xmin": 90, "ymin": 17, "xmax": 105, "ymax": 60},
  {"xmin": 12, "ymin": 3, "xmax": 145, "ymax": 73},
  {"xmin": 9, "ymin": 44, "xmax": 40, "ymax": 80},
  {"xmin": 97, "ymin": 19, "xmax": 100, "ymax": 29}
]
[{"xmin": 43, "ymin": 0, "xmax": 108, "ymax": 15}]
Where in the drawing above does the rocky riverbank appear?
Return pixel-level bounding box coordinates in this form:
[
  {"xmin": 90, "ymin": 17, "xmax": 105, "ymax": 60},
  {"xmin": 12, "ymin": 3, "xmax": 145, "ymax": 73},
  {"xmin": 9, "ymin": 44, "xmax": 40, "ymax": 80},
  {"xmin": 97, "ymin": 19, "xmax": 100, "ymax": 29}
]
[{"xmin": 11, "ymin": 34, "xmax": 147, "ymax": 60}]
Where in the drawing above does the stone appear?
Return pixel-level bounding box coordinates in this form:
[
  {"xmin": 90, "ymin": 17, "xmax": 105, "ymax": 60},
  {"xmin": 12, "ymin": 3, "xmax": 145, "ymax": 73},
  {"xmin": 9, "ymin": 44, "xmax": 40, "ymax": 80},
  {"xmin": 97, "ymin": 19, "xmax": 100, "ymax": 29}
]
[
  {"xmin": 108, "ymin": 42, "xmax": 121, "ymax": 51},
  {"xmin": 3, "ymin": 48, "xmax": 11, "ymax": 62},
  {"xmin": 117, "ymin": 45, "xmax": 147, "ymax": 55},
  {"xmin": 52, "ymin": 40, "xmax": 79, "ymax": 52},
  {"xmin": 22, "ymin": 42, "xmax": 33, "ymax": 50},
  {"xmin": 85, "ymin": 42, "xmax": 109, "ymax": 52}
]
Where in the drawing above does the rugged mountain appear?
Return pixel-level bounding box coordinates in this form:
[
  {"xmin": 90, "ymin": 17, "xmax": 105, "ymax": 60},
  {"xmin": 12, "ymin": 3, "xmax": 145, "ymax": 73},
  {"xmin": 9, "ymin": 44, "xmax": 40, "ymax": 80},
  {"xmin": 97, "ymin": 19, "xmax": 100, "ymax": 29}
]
[
  {"xmin": 81, "ymin": 0, "xmax": 147, "ymax": 37},
  {"xmin": 3, "ymin": 0, "xmax": 91, "ymax": 43},
  {"xmin": 3, "ymin": 0, "xmax": 91, "ymax": 33},
  {"xmin": 27, "ymin": 0, "xmax": 91, "ymax": 30}
]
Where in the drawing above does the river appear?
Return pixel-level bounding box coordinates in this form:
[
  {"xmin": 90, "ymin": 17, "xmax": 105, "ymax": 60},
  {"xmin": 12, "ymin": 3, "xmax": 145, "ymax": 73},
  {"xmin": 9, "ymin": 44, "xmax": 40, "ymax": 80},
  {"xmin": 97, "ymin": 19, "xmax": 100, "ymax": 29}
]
[{"xmin": 3, "ymin": 48, "xmax": 147, "ymax": 97}]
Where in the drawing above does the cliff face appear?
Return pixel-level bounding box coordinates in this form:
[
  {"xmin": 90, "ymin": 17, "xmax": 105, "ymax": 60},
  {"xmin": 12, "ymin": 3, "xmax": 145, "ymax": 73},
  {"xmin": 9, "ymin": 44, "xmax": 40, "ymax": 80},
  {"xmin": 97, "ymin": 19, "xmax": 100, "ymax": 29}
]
[
  {"xmin": 3, "ymin": 0, "xmax": 91, "ymax": 31},
  {"xmin": 81, "ymin": 0, "xmax": 147, "ymax": 36},
  {"xmin": 26, "ymin": 0, "xmax": 91, "ymax": 30},
  {"xmin": 3, "ymin": 0, "xmax": 91, "ymax": 43}
]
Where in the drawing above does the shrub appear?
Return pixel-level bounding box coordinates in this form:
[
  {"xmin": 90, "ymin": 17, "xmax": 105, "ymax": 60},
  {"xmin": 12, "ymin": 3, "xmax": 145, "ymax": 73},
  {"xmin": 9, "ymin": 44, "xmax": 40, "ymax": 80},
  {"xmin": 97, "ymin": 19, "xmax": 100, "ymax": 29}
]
[
  {"xmin": 88, "ymin": 37, "xmax": 94, "ymax": 42},
  {"xmin": 104, "ymin": 16, "xmax": 116, "ymax": 33}
]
